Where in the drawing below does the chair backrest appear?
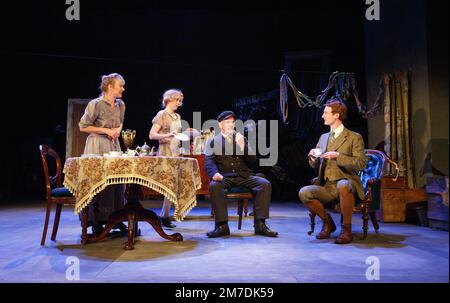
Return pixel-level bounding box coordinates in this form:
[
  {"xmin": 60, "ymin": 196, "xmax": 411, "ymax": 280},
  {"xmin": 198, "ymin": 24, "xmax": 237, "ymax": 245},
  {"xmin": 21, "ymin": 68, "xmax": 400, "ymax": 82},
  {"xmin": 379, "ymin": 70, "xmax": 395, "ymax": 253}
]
[
  {"xmin": 39, "ymin": 145, "xmax": 63, "ymax": 200},
  {"xmin": 359, "ymin": 149, "xmax": 386, "ymax": 194}
]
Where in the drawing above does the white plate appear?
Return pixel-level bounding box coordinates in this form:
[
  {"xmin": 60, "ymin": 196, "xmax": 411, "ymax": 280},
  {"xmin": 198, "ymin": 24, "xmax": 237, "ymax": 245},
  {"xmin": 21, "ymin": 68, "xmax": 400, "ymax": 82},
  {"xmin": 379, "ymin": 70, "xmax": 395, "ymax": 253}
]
[{"xmin": 174, "ymin": 133, "xmax": 189, "ymax": 141}]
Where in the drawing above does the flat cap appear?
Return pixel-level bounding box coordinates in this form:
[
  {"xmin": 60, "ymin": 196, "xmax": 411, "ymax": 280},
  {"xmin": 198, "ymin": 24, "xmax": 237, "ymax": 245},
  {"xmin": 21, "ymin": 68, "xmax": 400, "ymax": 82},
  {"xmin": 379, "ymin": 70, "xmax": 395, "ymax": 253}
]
[{"xmin": 217, "ymin": 110, "xmax": 236, "ymax": 122}]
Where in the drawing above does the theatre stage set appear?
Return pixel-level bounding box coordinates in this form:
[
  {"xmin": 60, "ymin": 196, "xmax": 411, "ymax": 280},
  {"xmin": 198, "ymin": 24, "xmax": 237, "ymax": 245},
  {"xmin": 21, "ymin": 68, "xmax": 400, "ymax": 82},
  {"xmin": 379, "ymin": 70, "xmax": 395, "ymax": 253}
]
[{"xmin": 0, "ymin": 0, "xmax": 448, "ymax": 288}]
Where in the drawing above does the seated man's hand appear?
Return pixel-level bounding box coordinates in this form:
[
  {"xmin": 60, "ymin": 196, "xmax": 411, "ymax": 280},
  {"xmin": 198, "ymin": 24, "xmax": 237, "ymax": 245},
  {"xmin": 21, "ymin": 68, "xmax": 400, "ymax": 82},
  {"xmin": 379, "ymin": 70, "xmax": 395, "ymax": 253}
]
[
  {"xmin": 212, "ymin": 172, "xmax": 223, "ymax": 181},
  {"xmin": 321, "ymin": 151, "xmax": 339, "ymax": 160},
  {"xmin": 308, "ymin": 149, "xmax": 318, "ymax": 159}
]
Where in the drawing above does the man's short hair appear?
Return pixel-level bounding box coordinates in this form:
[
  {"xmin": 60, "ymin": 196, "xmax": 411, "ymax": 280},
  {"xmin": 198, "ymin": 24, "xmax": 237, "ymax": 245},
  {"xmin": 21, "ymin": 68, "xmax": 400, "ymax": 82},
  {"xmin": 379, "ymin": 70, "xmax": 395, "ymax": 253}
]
[{"xmin": 325, "ymin": 98, "xmax": 347, "ymax": 122}]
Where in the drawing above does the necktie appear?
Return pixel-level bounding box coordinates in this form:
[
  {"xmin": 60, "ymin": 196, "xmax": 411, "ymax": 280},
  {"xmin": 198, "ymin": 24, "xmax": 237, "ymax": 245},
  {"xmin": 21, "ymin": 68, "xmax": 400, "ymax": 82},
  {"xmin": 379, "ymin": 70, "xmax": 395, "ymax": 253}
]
[
  {"xmin": 226, "ymin": 135, "xmax": 233, "ymax": 144},
  {"xmin": 329, "ymin": 131, "xmax": 335, "ymax": 144}
]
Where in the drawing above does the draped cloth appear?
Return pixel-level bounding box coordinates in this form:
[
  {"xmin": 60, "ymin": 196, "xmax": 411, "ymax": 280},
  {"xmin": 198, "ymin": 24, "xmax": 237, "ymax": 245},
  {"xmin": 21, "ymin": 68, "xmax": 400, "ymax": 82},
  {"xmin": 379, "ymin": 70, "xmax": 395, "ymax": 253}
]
[
  {"xmin": 383, "ymin": 71, "xmax": 414, "ymax": 188},
  {"xmin": 63, "ymin": 156, "xmax": 202, "ymax": 221}
]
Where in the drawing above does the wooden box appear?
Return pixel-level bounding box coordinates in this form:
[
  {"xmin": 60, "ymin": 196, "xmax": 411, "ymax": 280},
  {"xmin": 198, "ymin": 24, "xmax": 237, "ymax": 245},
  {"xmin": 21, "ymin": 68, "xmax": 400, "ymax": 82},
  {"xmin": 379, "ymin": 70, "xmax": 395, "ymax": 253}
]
[
  {"xmin": 377, "ymin": 176, "xmax": 406, "ymax": 222},
  {"xmin": 381, "ymin": 176, "xmax": 406, "ymax": 189},
  {"xmin": 379, "ymin": 189, "xmax": 406, "ymax": 222},
  {"xmin": 377, "ymin": 176, "xmax": 428, "ymax": 222}
]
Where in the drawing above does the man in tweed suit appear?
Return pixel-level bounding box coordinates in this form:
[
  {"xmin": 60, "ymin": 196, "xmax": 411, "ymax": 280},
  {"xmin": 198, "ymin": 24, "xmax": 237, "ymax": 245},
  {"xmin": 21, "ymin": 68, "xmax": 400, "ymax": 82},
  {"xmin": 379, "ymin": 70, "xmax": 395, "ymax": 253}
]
[
  {"xmin": 299, "ymin": 99, "xmax": 367, "ymax": 244},
  {"xmin": 204, "ymin": 110, "xmax": 278, "ymax": 238}
]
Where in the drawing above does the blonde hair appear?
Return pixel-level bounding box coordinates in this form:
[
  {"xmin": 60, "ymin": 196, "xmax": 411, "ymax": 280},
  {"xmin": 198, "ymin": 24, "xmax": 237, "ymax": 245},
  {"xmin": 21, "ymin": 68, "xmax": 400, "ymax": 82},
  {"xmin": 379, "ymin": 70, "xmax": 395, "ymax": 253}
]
[
  {"xmin": 162, "ymin": 89, "xmax": 183, "ymax": 108},
  {"xmin": 99, "ymin": 73, "xmax": 125, "ymax": 93}
]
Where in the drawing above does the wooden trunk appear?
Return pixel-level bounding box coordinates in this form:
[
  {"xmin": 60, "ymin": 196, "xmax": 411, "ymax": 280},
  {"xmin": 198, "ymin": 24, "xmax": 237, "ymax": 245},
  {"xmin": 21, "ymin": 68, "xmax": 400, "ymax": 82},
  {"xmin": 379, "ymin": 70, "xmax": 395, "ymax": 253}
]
[
  {"xmin": 377, "ymin": 176, "xmax": 406, "ymax": 222},
  {"xmin": 377, "ymin": 176, "xmax": 428, "ymax": 222}
]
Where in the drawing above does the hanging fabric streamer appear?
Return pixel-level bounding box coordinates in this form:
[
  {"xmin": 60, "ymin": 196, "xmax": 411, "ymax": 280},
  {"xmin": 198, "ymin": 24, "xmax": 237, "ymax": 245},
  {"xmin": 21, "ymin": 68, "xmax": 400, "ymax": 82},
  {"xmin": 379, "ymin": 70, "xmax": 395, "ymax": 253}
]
[
  {"xmin": 279, "ymin": 73, "xmax": 289, "ymax": 123},
  {"xmin": 352, "ymin": 77, "xmax": 384, "ymax": 119},
  {"xmin": 278, "ymin": 71, "xmax": 384, "ymax": 122}
]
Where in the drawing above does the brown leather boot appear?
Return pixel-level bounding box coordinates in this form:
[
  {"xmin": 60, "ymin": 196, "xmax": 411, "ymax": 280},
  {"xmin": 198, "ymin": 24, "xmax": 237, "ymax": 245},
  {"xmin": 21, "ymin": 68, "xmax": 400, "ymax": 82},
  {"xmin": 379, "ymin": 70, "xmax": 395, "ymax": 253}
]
[
  {"xmin": 316, "ymin": 213, "xmax": 337, "ymax": 239},
  {"xmin": 335, "ymin": 223, "xmax": 353, "ymax": 244}
]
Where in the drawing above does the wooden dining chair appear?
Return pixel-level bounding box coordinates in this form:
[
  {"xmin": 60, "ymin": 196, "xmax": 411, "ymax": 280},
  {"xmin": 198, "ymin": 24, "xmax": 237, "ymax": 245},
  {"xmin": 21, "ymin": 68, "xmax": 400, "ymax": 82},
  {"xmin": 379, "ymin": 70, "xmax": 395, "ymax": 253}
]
[
  {"xmin": 211, "ymin": 173, "xmax": 267, "ymax": 230},
  {"xmin": 39, "ymin": 144, "xmax": 76, "ymax": 245},
  {"xmin": 224, "ymin": 187, "xmax": 254, "ymax": 230}
]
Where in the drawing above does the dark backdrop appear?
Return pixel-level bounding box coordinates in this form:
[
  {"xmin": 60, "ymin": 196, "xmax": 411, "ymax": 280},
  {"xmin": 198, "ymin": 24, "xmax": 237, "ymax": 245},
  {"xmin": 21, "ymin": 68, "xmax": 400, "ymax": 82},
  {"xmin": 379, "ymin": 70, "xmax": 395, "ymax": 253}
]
[{"xmin": 0, "ymin": 0, "xmax": 367, "ymax": 201}]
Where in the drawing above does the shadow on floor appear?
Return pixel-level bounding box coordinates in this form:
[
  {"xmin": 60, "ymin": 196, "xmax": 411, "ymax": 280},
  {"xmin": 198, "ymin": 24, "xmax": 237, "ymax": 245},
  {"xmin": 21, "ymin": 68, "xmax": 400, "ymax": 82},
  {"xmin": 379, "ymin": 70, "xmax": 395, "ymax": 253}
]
[
  {"xmin": 307, "ymin": 232, "xmax": 409, "ymax": 249},
  {"xmin": 54, "ymin": 236, "xmax": 223, "ymax": 262},
  {"xmin": 182, "ymin": 215, "xmax": 288, "ymax": 223}
]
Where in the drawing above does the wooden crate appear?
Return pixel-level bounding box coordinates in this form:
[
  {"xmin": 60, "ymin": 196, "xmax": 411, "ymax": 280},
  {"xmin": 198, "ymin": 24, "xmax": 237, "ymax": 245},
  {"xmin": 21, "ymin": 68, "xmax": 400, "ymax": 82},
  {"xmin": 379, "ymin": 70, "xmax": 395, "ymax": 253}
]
[
  {"xmin": 379, "ymin": 189, "xmax": 406, "ymax": 222},
  {"xmin": 377, "ymin": 176, "xmax": 406, "ymax": 222},
  {"xmin": 382, "ymin": 176, "xmax": 406, "ymax": 189},
  {"xmin": 377, "ymin": 176, "xmax": 428, "ymax": 222}
]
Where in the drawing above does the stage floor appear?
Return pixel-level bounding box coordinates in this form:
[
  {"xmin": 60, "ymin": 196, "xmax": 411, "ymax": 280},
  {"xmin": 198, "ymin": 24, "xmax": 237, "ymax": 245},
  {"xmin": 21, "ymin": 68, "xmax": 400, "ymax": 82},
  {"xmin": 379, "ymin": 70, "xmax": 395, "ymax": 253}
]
[{"xmin": 0, "ymin": 200, "xmax": 448, "ymax": 283}]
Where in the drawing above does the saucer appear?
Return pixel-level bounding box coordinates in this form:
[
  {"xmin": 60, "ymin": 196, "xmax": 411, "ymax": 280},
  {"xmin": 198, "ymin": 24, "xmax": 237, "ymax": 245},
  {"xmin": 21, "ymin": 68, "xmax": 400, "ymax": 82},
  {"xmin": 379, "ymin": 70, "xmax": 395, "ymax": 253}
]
[{"xmin": 175, "ymin": 133, "xmax": 189, "ymax": 141}]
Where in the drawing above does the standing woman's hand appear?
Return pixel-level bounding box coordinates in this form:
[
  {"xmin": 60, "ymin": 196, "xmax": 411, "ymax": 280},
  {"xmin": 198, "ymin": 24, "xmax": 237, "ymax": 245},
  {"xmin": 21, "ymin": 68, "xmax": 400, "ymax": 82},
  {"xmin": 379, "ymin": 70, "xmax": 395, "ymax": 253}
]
[
  {"xmin": 160, "ymin": 131, "xmax": 177, "ymax": 144},
  {"xmin": 104, "ymin": 128, "xmax": 115, "ymax": 140},
  {"xmin": 110, "ymin": 127, "xmax": 122, "ymax": 140}
]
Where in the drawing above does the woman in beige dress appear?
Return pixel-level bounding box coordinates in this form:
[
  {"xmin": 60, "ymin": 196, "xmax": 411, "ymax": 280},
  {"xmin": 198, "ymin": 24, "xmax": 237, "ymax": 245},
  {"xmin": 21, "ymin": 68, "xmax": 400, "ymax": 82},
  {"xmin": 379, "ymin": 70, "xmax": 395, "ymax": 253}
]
[
  {"xmin": 149, "ymin": 89, "xmax": 184, "ymax": 228},
  {"xmin": 79, "ymin": 73, "xmax": 127, "ymax": 235}
]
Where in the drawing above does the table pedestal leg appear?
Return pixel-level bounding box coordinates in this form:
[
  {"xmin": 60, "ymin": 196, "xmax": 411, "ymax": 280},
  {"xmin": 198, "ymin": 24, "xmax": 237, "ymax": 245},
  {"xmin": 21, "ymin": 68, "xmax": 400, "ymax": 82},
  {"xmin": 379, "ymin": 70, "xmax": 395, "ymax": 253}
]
[{"xmin": 86, "ymin": 185, "xmax": 183, "ymax": 250}]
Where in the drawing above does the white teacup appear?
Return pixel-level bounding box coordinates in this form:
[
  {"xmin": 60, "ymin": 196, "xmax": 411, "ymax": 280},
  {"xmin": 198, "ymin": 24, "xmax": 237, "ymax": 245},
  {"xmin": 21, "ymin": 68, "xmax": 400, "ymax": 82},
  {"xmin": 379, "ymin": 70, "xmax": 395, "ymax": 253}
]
[{"xmin": 311, "ymin": 148, "xmax": 322, "ymax": 157}]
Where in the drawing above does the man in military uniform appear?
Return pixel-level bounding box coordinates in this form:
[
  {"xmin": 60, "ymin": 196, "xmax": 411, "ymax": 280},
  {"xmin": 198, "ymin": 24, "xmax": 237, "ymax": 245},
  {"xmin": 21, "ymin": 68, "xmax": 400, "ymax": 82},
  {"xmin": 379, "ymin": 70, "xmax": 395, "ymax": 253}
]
[
  {"xmin": 204, "ymin": 110, "xmax": 278, "ymax": 238},
  {"xmin": 298, "ymin": 99, "xmax": 367, "ymax": 244}
]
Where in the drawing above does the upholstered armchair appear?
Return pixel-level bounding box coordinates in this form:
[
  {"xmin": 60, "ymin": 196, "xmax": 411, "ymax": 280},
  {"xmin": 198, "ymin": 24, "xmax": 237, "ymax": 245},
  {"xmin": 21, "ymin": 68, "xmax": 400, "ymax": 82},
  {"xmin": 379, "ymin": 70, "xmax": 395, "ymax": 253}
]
[{"xmin": 308, "ymin": 149, "xmax": 399, "ymax": 239}]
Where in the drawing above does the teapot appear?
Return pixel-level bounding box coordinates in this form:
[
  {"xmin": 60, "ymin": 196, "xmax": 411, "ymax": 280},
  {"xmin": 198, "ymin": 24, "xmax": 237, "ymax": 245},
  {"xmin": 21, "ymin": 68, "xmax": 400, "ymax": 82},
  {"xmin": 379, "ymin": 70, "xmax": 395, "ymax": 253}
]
[{"xmin": 136, "ymin": 142, "xmax": 155, "ymax": 156}]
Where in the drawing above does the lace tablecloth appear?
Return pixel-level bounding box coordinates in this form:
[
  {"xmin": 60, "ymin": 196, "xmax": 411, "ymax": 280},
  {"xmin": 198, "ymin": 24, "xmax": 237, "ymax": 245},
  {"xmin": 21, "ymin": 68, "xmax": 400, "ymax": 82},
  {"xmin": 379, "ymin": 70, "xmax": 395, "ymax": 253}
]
[{"xmin": 63, "ymin": 155, "xmax": 201, "ymax": 221}]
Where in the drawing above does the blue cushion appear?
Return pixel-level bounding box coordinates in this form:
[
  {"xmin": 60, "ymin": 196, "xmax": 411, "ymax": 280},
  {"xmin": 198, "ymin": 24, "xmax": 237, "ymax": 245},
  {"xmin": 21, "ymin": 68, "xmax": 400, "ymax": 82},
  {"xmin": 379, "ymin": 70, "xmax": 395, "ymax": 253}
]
[
  {"xmin": 358, "ymin": 153, "xmax": 384, "ymax": 209},
  {"xmin": 359, "ymin": 154, "xmax": 383, "ymax": 190},
  {"xmin": 225, "ymin": 186, "xmax": 253, "ymax": 194},
  {"xmin": 51, "ymin": 187, "xmax": 73, "ymax": 198}
]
